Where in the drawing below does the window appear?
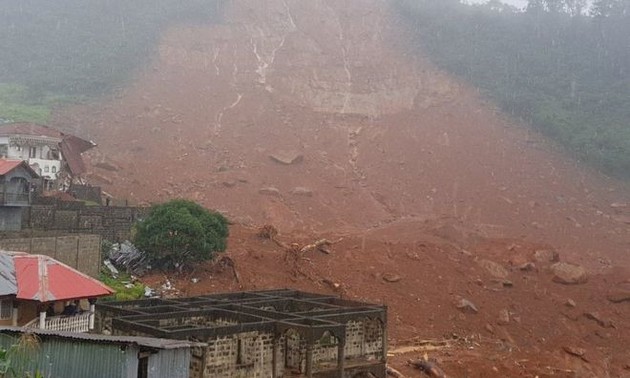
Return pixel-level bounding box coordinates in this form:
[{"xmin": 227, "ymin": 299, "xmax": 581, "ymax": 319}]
[
  {"xmin": 29, "ymin": 146, "xmax": 37, "ymax": 158},
  {"xmin": 44, "ymin": 166, "xmax": 49, "ymax": 173},
  {"xmin": 51, "ymin": 166, "xmax": 57, "ymax": 173},
  {"xmin": 0, "ymin": 144, "xmax": 7, "ymax": 157},
  {"xmin": 0, "ymin": 299, "xmax": 13, "ymax": 319}
]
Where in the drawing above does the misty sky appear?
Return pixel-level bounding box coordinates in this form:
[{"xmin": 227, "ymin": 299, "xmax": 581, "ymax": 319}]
[{"xmin": 467, "ymin": 0, "xmax": 529, "ymax": 7}]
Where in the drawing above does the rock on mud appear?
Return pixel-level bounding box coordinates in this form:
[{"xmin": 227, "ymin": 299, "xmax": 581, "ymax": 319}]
[
  {"xmin": 269, "ymin": 151, "xmax": 304, "ymax": 165},
  {"xmin": 259, "ymin": 187, "xmax": 281, "ymax": 197},
  {"xmin": 290, "ymin": 187, "xmax": 314, "ymax": 197},
  {"xmin": 478, "ymin": 259, "xmax": 509, "ymax": 279},
  {"xmin": 456, "ymin": 298, "xmax": 479, "ymax": 314},
  {"xmin": 551, "ymin": 262, "xmax": 588, "ymax": 285},
  {"xmin": 533, "ymin": 249, "xmax": 560, "ymax": 263}
]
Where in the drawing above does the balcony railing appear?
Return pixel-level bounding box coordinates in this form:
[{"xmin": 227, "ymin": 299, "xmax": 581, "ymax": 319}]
[{"xmin": 24, "ymin": 313, "xmax": 91, "ymax": 333}]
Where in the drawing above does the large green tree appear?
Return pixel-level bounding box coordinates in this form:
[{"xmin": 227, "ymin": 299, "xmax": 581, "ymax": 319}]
[{"xmin": 134, "ymin": 200, "xmax": 229, "ymax": 270}]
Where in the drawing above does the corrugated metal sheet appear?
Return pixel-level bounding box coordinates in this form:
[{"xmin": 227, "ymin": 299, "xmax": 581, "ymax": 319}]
[
  {"xmin": 0, "ymin": 333, "xmax": 135, "ymax": 378},
  {"xmin": 148, "ymin": 348, "xmax": 192, "ymax": 378},
  {"xmin": 0, "ymin": 253, "xmax": 17, "ymax": 296}
]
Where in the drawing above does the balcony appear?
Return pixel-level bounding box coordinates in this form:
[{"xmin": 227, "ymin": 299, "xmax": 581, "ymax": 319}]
[{"xmin": 25, "ymin": 312, "xmax": 92, "ymax": 333}]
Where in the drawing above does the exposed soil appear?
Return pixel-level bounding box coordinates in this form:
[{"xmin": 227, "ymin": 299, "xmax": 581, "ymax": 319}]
[{"xmin": 53, "ymin": 0, "xmax": 630, "ymax": 376}]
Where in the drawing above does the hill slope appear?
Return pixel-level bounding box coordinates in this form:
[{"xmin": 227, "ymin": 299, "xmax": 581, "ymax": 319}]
[{"xmin": 54, "ymin": 0, "xmax": 630, "ymax": 375}]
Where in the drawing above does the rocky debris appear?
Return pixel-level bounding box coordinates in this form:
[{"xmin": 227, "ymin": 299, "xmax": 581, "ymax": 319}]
[
  {"xmin": 456, "ymin": 298, "xmax": 479, "ymax": 314},
  {"xmin": 518, "ymin": 262, "xmax": 537, "ymax": 272},
  {"xmin": 478, "ymin": 259, "xmax": 509, "ymax": 279},
  {"xmin": 269, "ymin": 150, "xmax": 303, "ymax": 165},
  {"xmin": 551, "ymin": 262, "xmax": 588, "ymax": 285},
  {"xmin": 584, "ymin": 312, "xmax": 614, "ymax": 328},
  {"xmin": 607, "ymin": 288, "xmax": 630, "ymax": 303},
  {"xmin": 497, "ymin": 309, "xmax": 510, "ymax": 325},
  {"xmin": 382, "ymin": 273, "xmax": 402, "ymax": 283},
  {"xmin": 610, "ymin": 202, "xmax": 628, "ymax": 209},
  {"xmin": 108, "ymin": 240, "xmax": 149, "ymax": 276},
  {"xmin": 290, "ymin": 187, "xmax": 314, "ymax": 197},
  {"xmin": 88, "ymin": 172, "xmax": 114, "ymax": 185},
  {"xmin": 562, "ymin": 346, "xmax": 588, "ymax": 362},
  {"xmin": 612, "ymin": 215, "xmax": 630, "ymax": 224},
  {"xmin": 408, "ymin": 358, "xmax": 447, "ymax": 378},
  {"xmin": 94, "ymin": 161, "xmax": 121, "ymax": 171},
  {"xmin": 222, "ymin": 180, "xmax": 237, "ymax": 188},
  {"xmin": 565, "ymin": 299, "xmax": 577, "ymax": 308},
  {"xmin": 534, "ymin": 249, "xmax": 560, "ymax": 263},
  {"xmin": 259, "ymin": 187, "xmax": 281, "ymax": 196}
]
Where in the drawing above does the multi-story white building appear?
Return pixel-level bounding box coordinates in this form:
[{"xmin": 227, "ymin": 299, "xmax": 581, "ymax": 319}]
[{"xmin": 0, "ymin": 123, "xmax": 95, "ymax": 189}]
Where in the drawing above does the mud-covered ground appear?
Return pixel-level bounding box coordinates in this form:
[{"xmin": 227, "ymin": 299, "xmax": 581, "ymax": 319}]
[{"xmin": 54, "ymin": 0, "xmax": 630, "ymax": 376}]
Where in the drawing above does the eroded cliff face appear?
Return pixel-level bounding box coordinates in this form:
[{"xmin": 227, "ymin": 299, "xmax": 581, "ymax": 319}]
[{"xmin": 57, "ymin": 0, "xmax": 630, "ymax": 265}]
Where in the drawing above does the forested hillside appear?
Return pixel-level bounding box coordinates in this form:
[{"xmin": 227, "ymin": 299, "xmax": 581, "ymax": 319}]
[
  {"xmin": 0, "ymin": 0, "xmax": 222, "ymax": 123},
  {"xmin": 395, "ymin": 0, "xmax": 630, "ymax": 178}
]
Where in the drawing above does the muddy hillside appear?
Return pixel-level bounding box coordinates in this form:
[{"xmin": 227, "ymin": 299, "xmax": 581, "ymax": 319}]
[{"xmin": 55, "ymin": 0, "xmax": 630, "ymax": 376}]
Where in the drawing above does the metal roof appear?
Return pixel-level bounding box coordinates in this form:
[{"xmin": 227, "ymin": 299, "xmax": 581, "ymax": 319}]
[
  {"xmin": 0, "ymin": 326, "xmax": 203, "ymax": 349},
  {"xmin": 0, "ymin": 253, "xmax": 17, "ymax": 296},
  {"xmin": 1, "ymin": 252, "xmax": 114, "ymax": 302}
]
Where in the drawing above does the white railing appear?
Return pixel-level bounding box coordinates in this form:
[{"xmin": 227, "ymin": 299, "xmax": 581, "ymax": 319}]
[{"xmin": 25, "ymin": 313, "xmax": 91, "ymax": 333}]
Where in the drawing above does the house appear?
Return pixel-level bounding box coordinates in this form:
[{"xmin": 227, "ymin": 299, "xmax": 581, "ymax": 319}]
[
  {"xmin": 0, "ymin": 159, "xmax": 39, "ymax": 231},
  {"xmin": 0, "ymin": 251, "xmax": 114, "ymax": 332},
  {"xmin": 0, "ymin": 327, "xmax": 199, "ymax": 378},
  {"xmin": 0, "ymin": 122, "xmax": 96, "ymax": 189},
  {"xmin": 97, "ymin": 289, "xmax": 388, "ymax": 378}
]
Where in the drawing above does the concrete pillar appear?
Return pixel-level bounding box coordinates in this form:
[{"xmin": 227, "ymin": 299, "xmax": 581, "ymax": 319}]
[
  {"xmin": 38, "ymin": 311, "xmax": 46, "ymax": 329},
  {"xmin": 381, "ymin": 320, "xmax": 388, "ymax": 362},
  {"xmin": 337, "ymin": 339, "xmax": 346, "ymax": 378},
  {"xmin": 11, "ymin": 303, "xmax": 18, "ymax": 327},
  {"xmin": 305, "ymin": 343, "xmax": 313, "ymax": 378},
  {"xmin": 88, "ymin": 298, "xmax": 97, "ymax": 331},
  {"xmin": 272, "ymin": 337, "xmax": 279, "ymax": 378}
]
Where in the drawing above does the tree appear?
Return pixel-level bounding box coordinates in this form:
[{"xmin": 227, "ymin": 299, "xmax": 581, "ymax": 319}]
[{"xmin": 133, "ymin": 199, "xmax": 229, "ymax": 270}]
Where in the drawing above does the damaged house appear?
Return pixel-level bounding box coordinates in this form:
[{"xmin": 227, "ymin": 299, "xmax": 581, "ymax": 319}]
[
  {"xmin": 97, "ymin": 289, "xmax": 388, "ymax": 378},
  {"xmin": 0, "ymin": 122, "xmax": 96, "ymax": 189}
]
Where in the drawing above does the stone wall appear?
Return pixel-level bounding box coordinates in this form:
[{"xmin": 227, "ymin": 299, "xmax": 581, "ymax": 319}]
[
  {"xmin": 22, "ymin": 203, "xmax": 149, "ymax": 242},
  {"xmin": 0, "ymin": 233, "xmax": 102, "ymax": 277}
]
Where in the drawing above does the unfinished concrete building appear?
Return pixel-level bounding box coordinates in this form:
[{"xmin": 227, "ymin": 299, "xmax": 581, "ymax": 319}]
[{"xmin": 96, "ymin": 289, "xmax": 387, "ymax": 378}]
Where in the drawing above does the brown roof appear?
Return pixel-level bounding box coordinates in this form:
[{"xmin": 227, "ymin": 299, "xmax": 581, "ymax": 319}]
[{"xmin": 0, "ymin": 123, "xmax": 64, "ymax": 139}]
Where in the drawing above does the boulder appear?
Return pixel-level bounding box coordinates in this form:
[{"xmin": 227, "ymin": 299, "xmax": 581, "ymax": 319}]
[
  {"xmin": 290, "ymin": 187, "xmax": 314, "ymax": 197},
  {"xmin": 478, "ymin": 259, "xmax": 509, "ymax": 279},
  {"xmin": 456, "ymin": 298, "xmax": 479, "ymax": 314},
  {"xmin": 534, "ymin": 249, "xmax": 560, "ymax": 263},
  {"xmin": 551, "ymin": 262, "xmax": 588, "ymax": 285},
  {"xmin": 258, "ymin": 187, "xmax": 281, "ymax": 197},
  {"xmin": 269, "ymin": 151, "xmax": 304, "ymax": 165}
]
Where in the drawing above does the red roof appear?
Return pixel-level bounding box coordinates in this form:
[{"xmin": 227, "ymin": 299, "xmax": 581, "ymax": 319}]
[
  {"xmin": 0, "ymin": 159, "xmax": 39, "ymax": 178},
  {"xmin": 12, "ymin": 254, "xmax": 114, "ymax": 302}
]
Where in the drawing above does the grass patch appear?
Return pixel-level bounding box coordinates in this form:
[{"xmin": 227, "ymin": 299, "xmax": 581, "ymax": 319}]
[{"xmin": 99, "ymin": 272, "xmax": 145, "ymax": 302}]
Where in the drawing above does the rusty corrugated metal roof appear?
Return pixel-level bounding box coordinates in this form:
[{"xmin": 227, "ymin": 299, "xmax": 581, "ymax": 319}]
[
  {"xmin": 0, "ymin": 253, "xmax": 17, "ymax": 296},
  {"xmin": 0, "ymin": 326, "xmax": 203, "ymax": 349}
]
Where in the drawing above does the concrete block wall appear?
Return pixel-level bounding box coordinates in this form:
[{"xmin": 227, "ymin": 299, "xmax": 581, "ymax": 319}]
[
  {"xmin": 0, "ymin": 234, "xmax": 101, "ymax": 277},
  {"xmin": 201, "ymin": 331, "xmax": 276, "ymax": 378},
  {"xmin": 344, "ymin": 319, "xmax": 383, "ymax": 360},
  {"xmin": 24, "ymin": 203, "xmax": 149, "ymax": 242}
]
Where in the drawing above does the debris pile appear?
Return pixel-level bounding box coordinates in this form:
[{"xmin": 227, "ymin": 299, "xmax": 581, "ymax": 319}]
[{"xmin": 107, "ymin": 240, "xmax": 150, "ymax": 276}]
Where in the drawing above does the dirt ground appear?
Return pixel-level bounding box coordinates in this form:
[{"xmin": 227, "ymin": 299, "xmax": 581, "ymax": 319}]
[{"xmin": 53, "ymin": 0, "xmax": 630, "ymax": 376}]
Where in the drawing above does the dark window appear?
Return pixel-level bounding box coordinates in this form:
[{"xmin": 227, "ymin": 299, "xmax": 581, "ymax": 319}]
[{"xmin": 29, "ymin": 147, "xmax": 37, "ymax": 158}]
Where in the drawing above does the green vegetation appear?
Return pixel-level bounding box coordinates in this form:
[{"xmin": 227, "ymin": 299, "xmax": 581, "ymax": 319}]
[
  {"xmin": 133, "ymin": 200, "xmax": 229, "ymax": 270},
  {"xmin": 0, "ymin": 334, "xmax": 43, "ymax": 378},
  {"xmin": 0, "ymin": 0, "xmax": 222, "ymax": 123},
  {"xmin": 99, "ymin": 272, "xmax": 145, "ymax": 301},
  {"xmin": 394, "ymin": 0, "xmax": 630, "ymax": 178}
]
